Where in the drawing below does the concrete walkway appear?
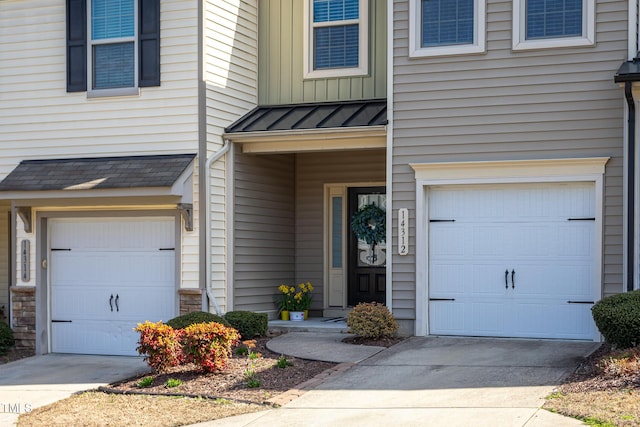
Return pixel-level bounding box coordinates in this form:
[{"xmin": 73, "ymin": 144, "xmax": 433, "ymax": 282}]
[
  {"xmin": 199, "ymin": 334, "xmax": 599, "ymax": 427},
  {"xmin": 0, "ymin": 354, "xmax": 149, "ymax": 426}
]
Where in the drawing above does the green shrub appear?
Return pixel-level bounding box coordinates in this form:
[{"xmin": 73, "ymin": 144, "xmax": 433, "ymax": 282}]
[
  {"xmin": 0, "ymin": 322, "xmax": 14, "ymax": 355},
  {"xmin": 166, "ymin": 311, "xmax": 230, "ymax": 329},
  {"xmin": 224, "ymin": 311, "xmax": 268, "ymax": 339},
  {"xmin": 347, "ymin": 302, "xmax": 399, "ymax": 339},
  {"xmin": 182, "ymin": 322, "xmax": 240, "ymax": 373},
  {"xmin": 135, "ymin": 321, "xmax": 184, "ymax": 372},
  {"xmin": 592, "ymin": 290, "xmax": 640, "ymax": 348}
]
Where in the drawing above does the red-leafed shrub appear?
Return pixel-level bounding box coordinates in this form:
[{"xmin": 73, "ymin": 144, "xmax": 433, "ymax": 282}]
[
  {"xmin": 182, "ymin": 322, "xmax": 240, "ymax": 373},
  {"xmin": 135, "ymin": 321, "xmax": 184, "ymax": 372}
]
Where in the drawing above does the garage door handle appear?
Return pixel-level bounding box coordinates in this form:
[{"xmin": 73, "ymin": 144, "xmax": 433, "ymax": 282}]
[
  {"xmin": 115, "ymin": 294, "xmax": 119, "ymax": 312},
  {"xmin": 109, "ymin": 294, "xmax": 113, "ymax": 312},
  {"xmin": 511, "ymin": 270, "xmax": 515, "ymax": 289}
]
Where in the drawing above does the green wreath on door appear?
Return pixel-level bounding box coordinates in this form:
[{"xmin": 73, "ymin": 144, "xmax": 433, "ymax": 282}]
[{"xmin": 351, "ymin": 204, "xmax": 386, "ymax": 245}]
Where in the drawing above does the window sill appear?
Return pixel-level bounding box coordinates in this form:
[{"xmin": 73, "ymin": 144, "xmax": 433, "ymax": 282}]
[
  {"xmin": 87, "ymin": 87, "xmax": 140, "ymax": 99},
  {"xmin": 409, "ymin": 43, "xmax": 486, "ymax": 58},
  {"xmin": 303, "ymin": 66, "xmax": 369, "ymax": 80},
  {"xmin": 512, "ymin": 36, "xmax": 595, "ymax": 51}
]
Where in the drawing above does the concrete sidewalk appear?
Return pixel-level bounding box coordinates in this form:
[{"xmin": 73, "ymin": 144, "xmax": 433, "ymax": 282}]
[
  {"xmin": 0, "ymin": 354, "xmax": 149, "ymax": 426},
  {"xmin": 199, "ymin": 335, "xmax": 599, "ymax": 426}
]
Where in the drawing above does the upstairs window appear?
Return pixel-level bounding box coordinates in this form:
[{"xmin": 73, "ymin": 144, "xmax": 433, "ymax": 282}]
[
  {"xmin": 304, "ymin": 0, "xmax": 368, "ymax": 78},
  {"xmin": 513, "ymin": 0, "xmax": 594, "ymax": 50},
  {"xmin": 90, "ymin": 0, "xmax": 136, "ymax": 91},
  {"xmin": 66, "ymin": 0, "xmax": 160, "ymax": 96},
  {"xmin": 409, "ymin": 0, "xmax": 486, "ymax": 57}
]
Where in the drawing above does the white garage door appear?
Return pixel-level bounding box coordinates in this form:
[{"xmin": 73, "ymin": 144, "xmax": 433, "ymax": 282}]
[
  {"xmin": 428, "ymin": 183, "xmax": 596, "ymax": 339},
  {"xmin": 50, "ymin": 217, "xmax": 176, "ymax": 355}
]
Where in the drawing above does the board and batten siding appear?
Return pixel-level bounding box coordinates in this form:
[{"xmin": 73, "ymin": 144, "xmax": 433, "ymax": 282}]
[
  {"xmin": 258, "ymin": 0, "xmax": 387, "ymax": 105},
  {"xmin": 295, "ymin": 150, "xmax": 386, "ymax": 310},
  {"xmin": 391, "ymin": 0, "xmax": 627, "ymax": 321},
  {"xmin": 233, "ymin": 153, "xmax": 295, "ymax": 314},
  {"xmin": 204, "ymin": 0, "xmax": 259, "ymax": 312}
]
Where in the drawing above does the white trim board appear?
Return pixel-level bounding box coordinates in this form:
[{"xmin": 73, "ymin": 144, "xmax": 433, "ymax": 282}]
[{"xmin": 410, "ymin": 157, "xmax": 608, "ymax": 339}]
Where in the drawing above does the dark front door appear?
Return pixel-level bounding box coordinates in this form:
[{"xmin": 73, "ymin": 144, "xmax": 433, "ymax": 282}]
[{"xmin": 348, "ymin": 187, "xmax": 386, "ymax": 306}]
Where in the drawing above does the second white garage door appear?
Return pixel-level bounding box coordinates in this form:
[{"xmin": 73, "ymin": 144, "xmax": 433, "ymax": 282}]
[
  {"xmin": 428, "ymin": 183, "xmax": 596, "ymax": 340},
  {"xmin": 50, "ymin": 217, "xmax": 177, "ymax": 356}
]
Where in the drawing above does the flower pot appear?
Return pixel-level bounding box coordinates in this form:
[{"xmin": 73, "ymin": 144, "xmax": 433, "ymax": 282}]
[
  {"xmin": 290, "ymin": 311, "xmax": 305, "ymax": 322},
  {"xmin": 280, "ymin": 310, "xmax": 290, "ymax": 321},
  {"xmin": 304, "ymin": 309, "xmax": 308, "ymax": 320}
]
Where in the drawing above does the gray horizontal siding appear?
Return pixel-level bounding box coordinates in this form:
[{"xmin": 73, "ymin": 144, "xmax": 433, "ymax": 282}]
[
  {"xmin": 233, "ymin": 153, "xmax": 295, "ymax": 314},
  {"xmin": 392, "ymin": 0, "xmax": 627, "ymax": 319}
]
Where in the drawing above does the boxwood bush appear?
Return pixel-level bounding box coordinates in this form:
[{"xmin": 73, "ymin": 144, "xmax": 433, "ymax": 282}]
[
  {"xmin": 592, "ymin": 289, "xmax": 640, "ymax": 348},
  {"xmin": 166, "ymin": 311, "xmax": 231, "ymax": 329},
  {"xmin": 0, "ymin": 322, "xmax": 14, "ymax": 355},
  {"xmin": 224, "ymin": 311, "xmax": 268, "ymax": 339},
  {"xmin": 347, "ymin": 302, "xmax": 398, "ymax": 339}
]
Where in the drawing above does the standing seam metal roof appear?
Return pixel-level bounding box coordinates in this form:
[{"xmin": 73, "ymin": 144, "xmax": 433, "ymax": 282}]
[{"xmin": 225, "ymin": 99, "xmax": 387, "ymax": 134}]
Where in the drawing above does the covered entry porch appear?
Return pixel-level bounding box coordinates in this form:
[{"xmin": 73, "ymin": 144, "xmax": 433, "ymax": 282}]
[{"xmin": 224, "ymin": 100, "xmax": 388, "ymax": 319}]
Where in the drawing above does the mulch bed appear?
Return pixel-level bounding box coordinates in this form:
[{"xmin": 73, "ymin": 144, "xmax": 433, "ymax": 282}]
[
  {"xmin": 106, "ymin": 336, "xmax": 336, "ymax": 405},
  {"xmin": 559, "ymin": 343, "xmax": 640, "ymax": 393},
  {"xmin": 342, "ymin": 336, "xmax": 405, "ymax": 347}
]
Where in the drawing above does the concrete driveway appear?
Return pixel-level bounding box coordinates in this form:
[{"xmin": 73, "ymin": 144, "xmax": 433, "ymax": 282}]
[
  {"xmin": 204, "ymin": 336, "xmax": 599, "ymax": 427},
  {"xmin": 0, "ymin": 354, "xmax": 149, "ymax": 426}
]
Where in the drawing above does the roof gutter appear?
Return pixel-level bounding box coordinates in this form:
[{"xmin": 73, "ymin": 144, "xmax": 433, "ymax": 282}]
[{"xmin": 625, "ymin": 81, "xmax": 636, "ymax": 292}]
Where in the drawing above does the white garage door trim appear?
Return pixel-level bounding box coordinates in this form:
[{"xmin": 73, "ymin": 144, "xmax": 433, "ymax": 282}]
[
  {"xmin": 410, "ymin": 158, "xmax": 609, "ymax": 340},
  {"xmin": 47, "ymin": 216, "xmax": 179, "ymax": 355}
]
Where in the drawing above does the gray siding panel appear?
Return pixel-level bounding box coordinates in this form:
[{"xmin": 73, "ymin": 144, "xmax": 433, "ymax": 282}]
[
  {"xmin": 392, "ymin": 0, "xmax": 627, "ymax": 318},
  {"xmin": 233, "ymin": 153, "xmax": 295, "ymax": 313}
]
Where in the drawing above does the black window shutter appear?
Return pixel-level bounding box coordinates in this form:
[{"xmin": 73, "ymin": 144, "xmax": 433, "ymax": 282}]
[
  {"xmin": 139, "ymin": 0, "xmax": 160, "ymax": 87},
  {"xmin": 66, "ymin": 0, "xmax": 87, "ymax": 92}
]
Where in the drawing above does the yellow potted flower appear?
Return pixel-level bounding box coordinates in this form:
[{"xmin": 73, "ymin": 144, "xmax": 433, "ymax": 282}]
[
  {"xmin": 276, "ymin": 284, "xmax": 295, "ymax": 320},
  {"xmin": 290, "ymin": 282, "xmax": 314, "ymax": 321}
]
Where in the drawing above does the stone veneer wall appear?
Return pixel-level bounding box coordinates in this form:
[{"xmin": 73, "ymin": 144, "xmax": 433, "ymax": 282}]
[
  {"xmin": 178, "ymin": 288, "xmax": 203, "ymax": 315},
  {"xmin": 10, "ymin": 287, "xmax": 35, "ymax": 350}
]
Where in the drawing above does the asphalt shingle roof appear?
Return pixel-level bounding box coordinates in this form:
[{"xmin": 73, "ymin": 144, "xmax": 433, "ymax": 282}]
[{"xmin": 0, "ymin": 154, "xmax": 196, "ymax": 191}]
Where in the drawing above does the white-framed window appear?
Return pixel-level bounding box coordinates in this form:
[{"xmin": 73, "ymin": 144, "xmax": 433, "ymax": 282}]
[
  {"xmin": 88, "ymin": 0, "xmax": 139, "ymax": 96},
  {"xmin": 409, "ymin": 0, "xmax": 486, "ymax": 57},
  {"xmin": 303, "ymin": 0, "xmax": 368, "ymax": 79},
  {"xmin": 512, "ymin": 0, "xmax": 594, "ymax": 50}
]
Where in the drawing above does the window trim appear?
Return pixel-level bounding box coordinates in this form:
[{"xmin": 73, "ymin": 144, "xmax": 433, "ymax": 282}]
[
  {"xmin": 303, "ymin": 0, "xmax": 369, "ymax": 79},
  {"xmin": 512, "ymin": 0, "xmax": 595, "ymax": 51},
  {"xmin": 87, "ymin": 0, "xmax": 140, "ymax": 97},
  {"xmin": 409, "ymin": 0, "xmax": 486, "ymax": 58}
]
